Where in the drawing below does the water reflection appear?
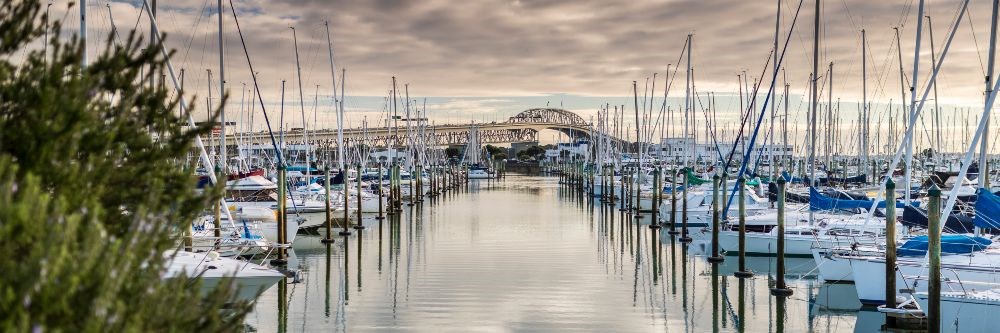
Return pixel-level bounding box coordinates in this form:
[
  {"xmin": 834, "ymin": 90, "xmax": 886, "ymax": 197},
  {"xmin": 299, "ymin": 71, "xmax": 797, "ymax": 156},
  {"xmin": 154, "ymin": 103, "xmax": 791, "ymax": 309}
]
[{"xmin": 248, "ymin": 175, "xmax": 869, "ymax": 332}]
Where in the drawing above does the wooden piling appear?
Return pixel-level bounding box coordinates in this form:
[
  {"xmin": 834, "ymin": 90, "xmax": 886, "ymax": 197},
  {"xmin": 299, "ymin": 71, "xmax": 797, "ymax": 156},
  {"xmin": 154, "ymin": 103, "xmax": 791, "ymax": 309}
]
[
  {"xmin": 650, "ymin": 167, "xmax": 661, "ymax": 229},
  {"xmin": 927, "ymin": 184, "xmax": 942, "ymax": 333},
  {"xmin": 734, "ymin": 176, "xmax": 752, "ymax": 278},
  {"xmin": 669, "ymin": 167, "xmax": 680, "ymax": 235},
  {"xmin": 680, "ymin": 171, "xmax": 692, "ymax": 243},
  {"xmin": 339, "ymin": 168, "xmax": 352, "ymax": 236},
  {"xmin": 271, "ymin": 165, "xmax": 288, "ymax": 265},
  {"xmin": 353, "ymin": 164, "xmax": 365, "ymax": 230},
  {"xmin": 635, "ymin": 167, "xmax": 643, "ymax": 217},
  {"xmin": 376, "ymin": 164, "xmax": 385, "ymax": 220},
  {"xmin": 321, "ymin": 165, "xmax": 335, "ymax": 243},
  {"xmin": 708, "ymin": 174, "xmax": 724, "ymax": 263},
  {"xmin": 884, "ymin": 179, "xmax": 897, "ymax": 328},
  {"xmin": 769, "ymin": 176, "xmax": 792, "ymax": 296}
]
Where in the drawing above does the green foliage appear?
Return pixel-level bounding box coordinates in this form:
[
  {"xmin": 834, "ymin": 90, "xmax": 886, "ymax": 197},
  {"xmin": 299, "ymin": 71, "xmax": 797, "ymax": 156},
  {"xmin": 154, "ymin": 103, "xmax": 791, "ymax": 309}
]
[
  {"xmin": 0, "ymin": 0, "xmax": 247, "ymax": 331},
  {"xmin": 484, "ymin": 145, "xmax": 507, "ymax": 161},
  {"xmin": 516, "ymin": 145, "xmax": 546, "ymax": 161},
  {"xmin": 445, "ymin": 146, "xmax": 461, "ymax": 158}
]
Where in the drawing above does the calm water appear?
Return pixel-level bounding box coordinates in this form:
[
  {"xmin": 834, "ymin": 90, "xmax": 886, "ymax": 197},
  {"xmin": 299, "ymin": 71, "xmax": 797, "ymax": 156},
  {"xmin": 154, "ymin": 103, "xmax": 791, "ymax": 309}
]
[{"xmin": 247, "ymin": 175, "xmax": 882, "ymax": 332}]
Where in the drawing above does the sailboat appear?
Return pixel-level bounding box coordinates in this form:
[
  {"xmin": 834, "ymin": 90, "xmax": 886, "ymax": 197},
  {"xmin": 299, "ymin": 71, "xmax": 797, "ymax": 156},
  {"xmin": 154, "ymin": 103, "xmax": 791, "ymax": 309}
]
[{"xmin": 464, "ymin": 124, "xmax": 494, "ymax": 179}]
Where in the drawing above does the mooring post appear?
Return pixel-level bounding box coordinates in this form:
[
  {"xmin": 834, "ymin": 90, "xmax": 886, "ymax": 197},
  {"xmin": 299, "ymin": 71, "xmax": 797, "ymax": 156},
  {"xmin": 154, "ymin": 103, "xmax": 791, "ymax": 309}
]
[
  {"xmin": 680, "ymin": 171, "xmax": 692, "ymax": 243},
  {"xmin": 708, "ymin": 174, "xmax": 725, "ymax": 262},
  {"xmin": 927, "ymin": 184, "xmax": 942, "ymax": 333},
  {"xmin": 884, "ymin": 179, "xmax": 897, "ymax": 328},
  {"xmin": 407, "ymin": 167, "xmax": 416, "ymax": 206},
  {"xmin": 669, "ymin": 167, "xmax": 680, "ymax": 235},
  {"xmin": 734, "ymin": 176, "xmax": 752, "ymax": 278},
  {"xmin": 354, "ymin": 164, "xmax": 365, "ymax": 230},
  {"xmin": 339, "ymin": 168, "xmax": 352, "ymax": 236},
  {"xmin": 377, "ymin": 164, "xmax": 386, "ymax": 220},
  {"xmin": 635, "ymin": 167, "xmax": 643, "ymax": 217},
  {"xmin": 415, "ymin": 164, "xmax": 423, "ymax": 203},
  {"xmin": 322, "ymin": 165, "xmax": 335, "ymax": 243},
  {"xmin": 620, "ymin": 170, "xmax": 628, "ymax": 212},
  {"xmin": 271, "ymin": 165, "xmax": 288, "ymax": 265},
  {"xmin": 650, "ymin": 167, "xmax": 661, "ymax": 229},
  {"xmin": 609, "ymin": 165, "xmax": 616, "ymax": 205},
  {"xmin": 769, "ymin": 177, "xmax": 792, "ymax": 296}
]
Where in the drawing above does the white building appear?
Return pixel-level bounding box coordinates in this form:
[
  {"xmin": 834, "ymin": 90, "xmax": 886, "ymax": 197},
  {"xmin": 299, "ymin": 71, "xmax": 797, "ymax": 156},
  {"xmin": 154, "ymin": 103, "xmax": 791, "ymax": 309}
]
[
  {"xmin": 657, "ymin": 137, "xmax": 793, "ymax": 165},
  {"xmin": 545, "ymin": 139, "xmax": 590, "ymax": 162}
]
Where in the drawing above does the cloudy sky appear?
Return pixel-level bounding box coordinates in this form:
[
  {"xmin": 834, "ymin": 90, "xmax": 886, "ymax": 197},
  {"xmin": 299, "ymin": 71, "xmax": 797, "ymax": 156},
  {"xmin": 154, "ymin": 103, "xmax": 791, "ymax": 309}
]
[{"xmin": 35, "ymin": 0, "xmax": 1000, "ymax": 151}]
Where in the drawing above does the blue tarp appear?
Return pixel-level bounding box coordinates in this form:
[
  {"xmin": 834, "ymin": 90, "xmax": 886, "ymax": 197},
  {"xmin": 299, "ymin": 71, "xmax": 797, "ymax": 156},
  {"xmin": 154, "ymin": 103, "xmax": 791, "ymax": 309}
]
[
  {"xmin": 975, "ymin": 188, "xmax": 1000, "ymax": 229},
  {"xmin": 897, "ymin": 235, "xmax": 992, "ymax": 257},
  {"xmin": 809, "ymin": 187, "xmax": 911, "ymax": 212}
]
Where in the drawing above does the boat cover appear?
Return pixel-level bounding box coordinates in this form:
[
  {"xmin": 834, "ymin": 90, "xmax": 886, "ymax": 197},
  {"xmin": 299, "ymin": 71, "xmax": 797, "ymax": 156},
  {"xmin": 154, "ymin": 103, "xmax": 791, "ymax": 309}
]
[{"xmin": 897, "ymin": 235, "xmax": 991, "ymax": 257}]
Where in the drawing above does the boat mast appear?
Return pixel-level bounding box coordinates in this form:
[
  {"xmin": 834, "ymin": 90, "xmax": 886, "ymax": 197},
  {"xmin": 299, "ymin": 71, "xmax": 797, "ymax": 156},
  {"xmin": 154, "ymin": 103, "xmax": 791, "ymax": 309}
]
[
  {"xmin": 291, "ymin": 27, "xmax": 310, "ymax": 184},
  {"xmin": 862, "ymin": 29, "xmax": 868, "ymax": 182},
  {"xmin": 905, "ymin": 0, "xmax": 927, "ymax": 208},
  {"xmin": 217, "ymin": 0, "xmax": 226, "ymax": 174},
  {"xmin": 80, "ymin": 0, "xmax": 87, "ymax": 68},
  {"xmin": 926, "ymin": 16, "xmax": 941, "ymax": 168},
  {"xmin": 392, "ymin": 77, "xmax": 399, "ymax": 165},
  {"xmin": 809, "ymin": 0, "xmax": 820, "ymax": 226},
  {"xmin": 978, "ymin": 0, "xmax": 999, "ymax": 237},
  {"xmin": 323, "ymin": 21, "xmax": 340, "ymax": 168},
  {"xmin": 827, "ymin": 62, "xmax": 833, "ymax": 177},
  {"xmin": 149, "ymin": 0, "xmax": 156, "ymax": 87},
  {"xmin": 685, "ymin": 34, "xmax": 692, "ymax": 171},
  {"xmin": 894, "ymin": 27, "xmax": 906, "ymax": 172},
  {"xmin": 633, "ymin": 81, "xmax": 641, "ymax": 178},
  {"xmin": 784, "ymin": 71, "xmax": 789, "ymax": 170},
  {"xmin": 982, "ymin": 1, "xmax": 999, "ymax": 192},
  {"xmin": 339, "ymin": 69, "xmax": 346, "ymax": 169},
  {"xmin": 772, "ymin": 0, "xmax": 780, "ymax": 177}
]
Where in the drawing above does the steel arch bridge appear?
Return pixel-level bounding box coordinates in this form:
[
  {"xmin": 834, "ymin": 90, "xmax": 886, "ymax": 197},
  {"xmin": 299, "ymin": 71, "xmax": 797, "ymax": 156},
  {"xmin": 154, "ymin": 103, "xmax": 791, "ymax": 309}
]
[{"xmin": 238, "ymin": 108, "xmax": 621, "ymax": 149}]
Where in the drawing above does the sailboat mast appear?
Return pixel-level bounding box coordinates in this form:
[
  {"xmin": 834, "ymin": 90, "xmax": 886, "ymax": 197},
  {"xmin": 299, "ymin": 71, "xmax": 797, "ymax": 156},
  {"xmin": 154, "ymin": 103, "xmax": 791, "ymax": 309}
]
[
  {"xmin": 80, "ymin": 0, "xmax": 87, "ymax": 68},
  {"xmin": 392, "ymin": 77, "xmax": 399, "ymax": 165},
  {"xmin": 862, "ymin": 29, "xmax": 868, "ymax": 180},
  {"xmin": 809, "ymin": 0, "xmax": 820, "ymax": 225},
  {"xmin": 338, "ymin": 69, "xmax": 346, "ymax": 169},
  {"xmin": 772, "ymin": 0, "xmax": 780, "ymax": 177},
  {"xmin": 150, "ymin": 0, "xmax": 156, "ymax": 87},
  {"xmin": 784, "ymin": 73, "xmax": 789, "ymax": 170},
  {"xmin": 827, "ymin": 62, "xmax": 833, "ymax": 176},
  {"xmin": 291, "ymin": 27, "xmax": 310, "ymax": 184},
  {"xmin": 981, "ymin": 0, "xmax": 999, "ymax": 190},
  {"xmin": 207, "ymin": 69, "xmax": 215, "ymax": 155},
  {"xmin": 217, "ymin": 0, "xmax": 226, "ymax": 174},
  {"xmin": 926, "ymin": 16, "xmax": 942, "ymax": 167},
  {"xmin": 323, "ymin": 21, "xmax": 340, "ymax": 167},
  {"xmin": 633, "ymin": 81, "xmax": 641, "ymax": 172},
  {"xmin": 905, "ymin": 0, "xmax": 927, "ymax": 207},
  {"xmin": 685, "ymin": 34, "xmax": 692, "ymax": 169},
  {"xmin": 894, "ymin": 27, "xmax": 906, "ymax": 169}
]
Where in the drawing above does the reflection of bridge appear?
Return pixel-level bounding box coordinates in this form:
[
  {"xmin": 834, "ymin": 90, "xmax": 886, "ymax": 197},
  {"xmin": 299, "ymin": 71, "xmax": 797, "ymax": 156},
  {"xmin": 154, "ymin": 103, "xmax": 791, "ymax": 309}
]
[{"xmin": 240, "ymin": 108, "xmax": 620, "ymax": 148}]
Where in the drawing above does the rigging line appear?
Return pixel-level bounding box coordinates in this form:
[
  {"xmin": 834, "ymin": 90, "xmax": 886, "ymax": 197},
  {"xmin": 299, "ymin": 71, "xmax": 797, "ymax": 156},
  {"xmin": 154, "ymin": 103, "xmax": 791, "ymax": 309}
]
[
  {"xmin": 917, "ymin": 0, "xmax": 972, "ymax": 91},
  {"xmin": 963, "ymin": 2, "xmax": 987, "ymax": 77},
  {"xmin": 227, "ymin": 0, "xmax": 284, "ymax": 167},
  {"xmin": 175, "ymin": 0, "xmax": 211, "ymax": 64},
  {"xmin": 723, "ymin": 0, "xmax": 806, "ymax": 217},
  {"xmin": 725, "ymin": 50, "xmax": 774, "ymax": 171}
]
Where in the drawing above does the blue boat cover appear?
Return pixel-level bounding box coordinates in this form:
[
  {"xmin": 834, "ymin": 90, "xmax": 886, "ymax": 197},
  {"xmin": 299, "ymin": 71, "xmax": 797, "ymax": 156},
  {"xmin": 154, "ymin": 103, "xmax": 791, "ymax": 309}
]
[
  {"xmin": 809, "ymin": 187, "xmax": 911, "ymax": 212},
  {"xmin": 897, "ymin": 235, "xmax": 992, "ymax": 257},
  {"xmin": 974, "ymin": 188, "xmax": 1000, "ymax": 229}
]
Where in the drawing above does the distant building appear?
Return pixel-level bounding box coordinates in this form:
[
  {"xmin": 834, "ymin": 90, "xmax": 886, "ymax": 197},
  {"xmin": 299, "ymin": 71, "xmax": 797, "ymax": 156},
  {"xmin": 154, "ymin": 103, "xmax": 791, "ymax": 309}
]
[
  {"xmin": 368, "ymin": 148, "xmax": 409, "ymax": 164},
  {"xmin": 545, "ymin": 139, "xmax": 590, "ymax": 162},
  {"xmin": 657, "ymin": 137, "xmax": 793, "ymax": 165}
]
